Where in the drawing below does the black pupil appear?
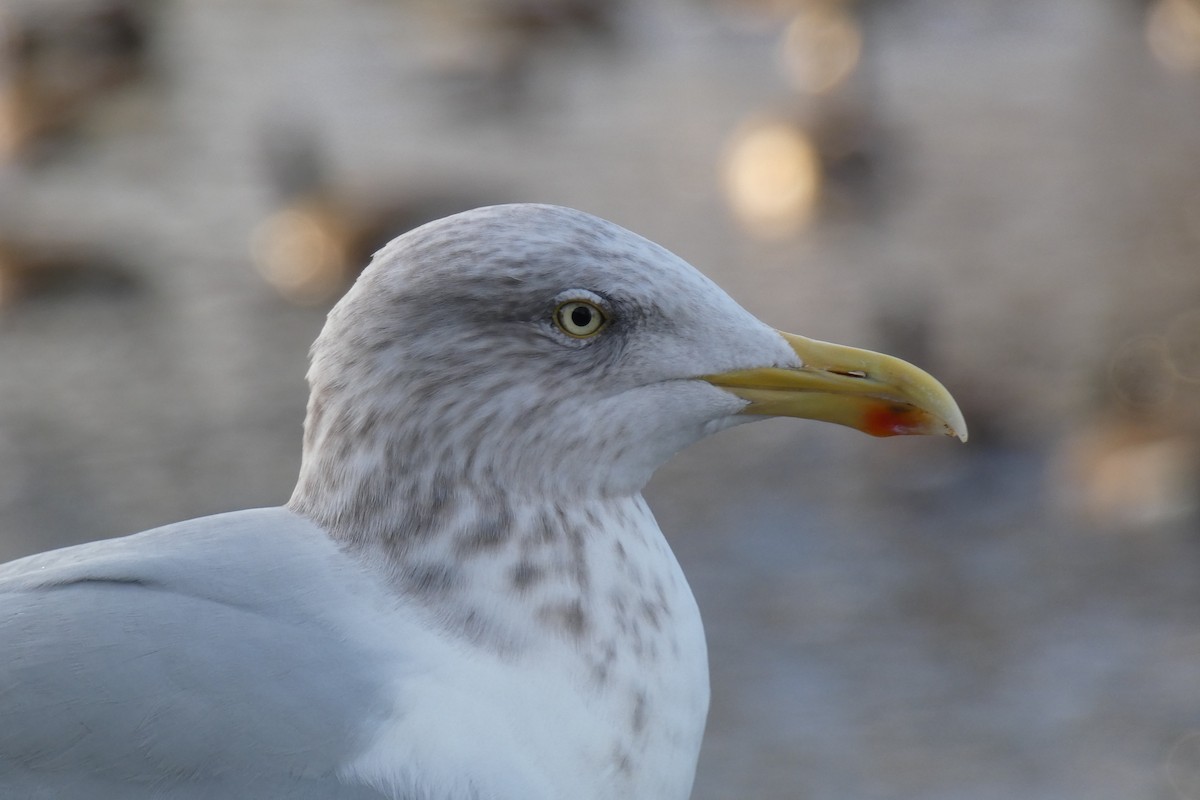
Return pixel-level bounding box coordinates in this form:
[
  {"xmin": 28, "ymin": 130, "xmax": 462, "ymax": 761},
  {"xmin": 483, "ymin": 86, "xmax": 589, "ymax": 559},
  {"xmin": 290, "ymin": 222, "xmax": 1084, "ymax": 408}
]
[{"xmin": 570, "ymin": 305, "xmax": 593, "ymax": 328}]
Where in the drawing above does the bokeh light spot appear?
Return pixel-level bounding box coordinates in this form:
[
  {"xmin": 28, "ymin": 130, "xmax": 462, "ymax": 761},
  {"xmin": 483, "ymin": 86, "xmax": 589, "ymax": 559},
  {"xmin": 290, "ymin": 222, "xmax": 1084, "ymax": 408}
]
[
  {"xmin": 1146, "ymin": 0, "xmax": 1200, "ymax": 75},
  {"xmin": 777, "ymin": 1, "xmax": 862, "ymax": 95},
  {"xmin": 722, "ymin": 119, "xmax": 821, "ymax": 239}
]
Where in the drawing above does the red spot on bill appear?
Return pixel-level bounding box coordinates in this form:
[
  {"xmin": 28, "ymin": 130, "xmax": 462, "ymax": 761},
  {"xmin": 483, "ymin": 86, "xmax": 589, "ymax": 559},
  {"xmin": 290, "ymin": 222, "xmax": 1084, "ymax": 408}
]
[{"xmin": 862, "ymin": 403, "xmax": 930, "ymax": 438}]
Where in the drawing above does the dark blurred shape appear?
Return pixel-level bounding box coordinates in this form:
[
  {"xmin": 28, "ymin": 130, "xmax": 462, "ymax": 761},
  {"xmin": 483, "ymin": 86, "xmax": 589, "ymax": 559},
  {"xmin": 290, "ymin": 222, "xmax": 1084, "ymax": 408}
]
[
  {"xmin": 1107, "ymin": 333, "xmax": 1176, "ymax": 411},
  {"xmin": 0, "ymin": 237, "xmax": 143, "ymax": 309},
  {"xmin": 807, "ymin": 98, "xmax": 887, "ymax": 219},
  {"xmin": 252, "ymin": 123, "xmax": 502, "ymax": 306},
  {"xmin": 0, "ymin": 0, "xmax": 153, "ymax": 162},
  {"xmin": 419, "ymin": 0, "xmax": 625, "ymax": 112},
  {"xmin": 481, "ymin": 0, "xmax": 621, "ymax": 38}
]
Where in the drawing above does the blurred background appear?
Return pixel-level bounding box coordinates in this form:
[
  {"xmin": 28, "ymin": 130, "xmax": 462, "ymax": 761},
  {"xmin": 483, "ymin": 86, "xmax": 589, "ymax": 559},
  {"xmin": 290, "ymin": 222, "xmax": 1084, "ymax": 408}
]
[{"xmin": 1, "ymin": 0, "xmax": 1199, "ymax": 797}]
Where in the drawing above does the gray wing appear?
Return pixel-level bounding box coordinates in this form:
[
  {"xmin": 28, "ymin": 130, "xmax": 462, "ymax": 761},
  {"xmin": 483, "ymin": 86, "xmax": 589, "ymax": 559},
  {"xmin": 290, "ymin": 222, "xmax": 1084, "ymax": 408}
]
[{"xmin": 0, "ymin": 508, "xmax": 394, "ymax": 799}]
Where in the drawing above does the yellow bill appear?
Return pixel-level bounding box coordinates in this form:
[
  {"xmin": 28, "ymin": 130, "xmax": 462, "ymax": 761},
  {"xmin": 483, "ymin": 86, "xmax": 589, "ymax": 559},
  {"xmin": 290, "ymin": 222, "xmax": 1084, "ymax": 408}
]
[{"xmin": 703, "ymin": 331, "xmax": 968, "ymax": 441}]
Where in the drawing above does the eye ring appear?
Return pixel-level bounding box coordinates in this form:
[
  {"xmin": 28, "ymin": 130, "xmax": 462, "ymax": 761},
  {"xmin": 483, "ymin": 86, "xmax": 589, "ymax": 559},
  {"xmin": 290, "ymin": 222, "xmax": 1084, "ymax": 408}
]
[{"xmin": 554, "ymin": 300, "xmax": 608, "ymax": 338}]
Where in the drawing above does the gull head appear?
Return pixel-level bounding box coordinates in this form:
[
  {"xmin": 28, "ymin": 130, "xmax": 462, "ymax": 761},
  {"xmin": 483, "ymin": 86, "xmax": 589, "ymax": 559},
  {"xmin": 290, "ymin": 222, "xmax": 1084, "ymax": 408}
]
[{"xmin": 292, "ymin": 204, "xmax": 965, "ymax": 518}]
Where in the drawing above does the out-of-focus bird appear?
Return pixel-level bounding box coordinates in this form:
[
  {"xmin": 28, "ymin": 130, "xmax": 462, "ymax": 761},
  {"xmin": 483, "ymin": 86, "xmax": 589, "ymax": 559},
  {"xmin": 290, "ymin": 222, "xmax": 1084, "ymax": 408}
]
[
  {"xmin": 417, "ymin": 0, "xmax": 625, "ymax": 112},
  {"xmin": 0, "ymin": 0, "xmax": 153, "ymax": 162},
  {"xmin": 0, "ymin": 235, "xmax": 142, "ymax": 310}
]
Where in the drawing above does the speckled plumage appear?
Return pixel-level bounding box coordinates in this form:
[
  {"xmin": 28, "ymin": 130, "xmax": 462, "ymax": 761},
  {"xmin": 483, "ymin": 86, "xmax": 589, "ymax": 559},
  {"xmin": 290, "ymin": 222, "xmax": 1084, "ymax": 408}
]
[{"xmin": 1, "ymin": 204, "xmax": 808, "ymax": 799}]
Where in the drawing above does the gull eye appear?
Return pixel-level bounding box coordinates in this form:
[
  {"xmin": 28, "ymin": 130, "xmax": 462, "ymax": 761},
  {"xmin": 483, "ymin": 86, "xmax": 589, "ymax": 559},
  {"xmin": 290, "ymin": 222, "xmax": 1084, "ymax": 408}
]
[{"xmin": 554, "ymin": 300, "xmax": 607, "ymax": 338}]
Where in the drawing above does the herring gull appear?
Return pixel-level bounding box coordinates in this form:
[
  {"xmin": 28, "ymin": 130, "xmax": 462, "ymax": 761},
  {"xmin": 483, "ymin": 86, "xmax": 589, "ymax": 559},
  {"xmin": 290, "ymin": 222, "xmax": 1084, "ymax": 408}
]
[{"xmin": 0, "ymin": 204, "xmax": 966, "ymax": 799}]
